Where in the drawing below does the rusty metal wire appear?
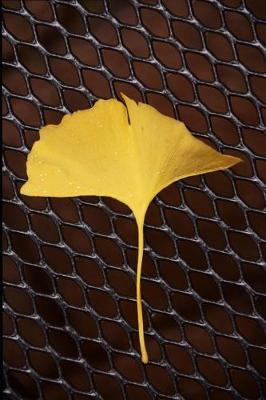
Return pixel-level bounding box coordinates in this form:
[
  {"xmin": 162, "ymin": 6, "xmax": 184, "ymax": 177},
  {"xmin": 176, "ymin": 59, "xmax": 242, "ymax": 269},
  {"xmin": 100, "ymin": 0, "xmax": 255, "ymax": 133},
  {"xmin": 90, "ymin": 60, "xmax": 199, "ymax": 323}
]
[{"xmin": 2, "ymin": 0, "xmax": 266, "ymax": 399}]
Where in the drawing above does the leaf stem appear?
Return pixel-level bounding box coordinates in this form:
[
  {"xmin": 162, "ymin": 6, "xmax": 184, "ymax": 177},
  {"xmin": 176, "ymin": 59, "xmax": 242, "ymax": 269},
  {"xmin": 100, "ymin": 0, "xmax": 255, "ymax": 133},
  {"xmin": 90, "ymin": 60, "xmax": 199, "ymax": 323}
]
[{"xmin": 136, "ymin": 218, "xmax": 148, "ymax": 364}]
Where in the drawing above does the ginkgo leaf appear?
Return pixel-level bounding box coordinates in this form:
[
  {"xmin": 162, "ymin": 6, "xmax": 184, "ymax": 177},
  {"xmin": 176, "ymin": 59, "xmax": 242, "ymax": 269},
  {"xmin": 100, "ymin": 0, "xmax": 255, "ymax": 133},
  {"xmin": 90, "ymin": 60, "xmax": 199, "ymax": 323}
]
[{"xmin": 21, "ymin": 94, "xmax": 241, "ymax": 363}]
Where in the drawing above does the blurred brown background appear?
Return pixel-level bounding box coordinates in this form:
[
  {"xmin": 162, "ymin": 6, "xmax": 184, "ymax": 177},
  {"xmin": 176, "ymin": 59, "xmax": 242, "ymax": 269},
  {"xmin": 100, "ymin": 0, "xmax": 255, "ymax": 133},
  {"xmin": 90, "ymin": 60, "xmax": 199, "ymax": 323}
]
[{"xmin": 2, "ymin": 0, "xmax": 266, "ymax": 399}]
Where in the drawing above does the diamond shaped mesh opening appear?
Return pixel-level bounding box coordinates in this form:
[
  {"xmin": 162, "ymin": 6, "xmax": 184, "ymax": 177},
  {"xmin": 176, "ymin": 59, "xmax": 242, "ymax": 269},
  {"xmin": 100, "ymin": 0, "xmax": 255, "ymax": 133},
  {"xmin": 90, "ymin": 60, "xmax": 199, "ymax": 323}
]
[{"xmin": 2, "ymin": 0, "xmax": 266, "ymax": 399}]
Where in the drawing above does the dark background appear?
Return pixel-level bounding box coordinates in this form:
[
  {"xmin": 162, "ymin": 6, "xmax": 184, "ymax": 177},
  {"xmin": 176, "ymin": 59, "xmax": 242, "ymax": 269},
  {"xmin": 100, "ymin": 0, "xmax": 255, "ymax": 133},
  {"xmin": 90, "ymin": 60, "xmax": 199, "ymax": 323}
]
[{"xmin": 2, "ymin": 0, "xmax": 266, "ymax": 399}]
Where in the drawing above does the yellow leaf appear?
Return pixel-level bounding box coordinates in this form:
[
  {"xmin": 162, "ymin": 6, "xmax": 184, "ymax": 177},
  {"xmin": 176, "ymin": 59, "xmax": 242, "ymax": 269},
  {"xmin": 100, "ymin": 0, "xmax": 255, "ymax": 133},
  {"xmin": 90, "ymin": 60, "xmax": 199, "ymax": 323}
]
[{"xmin": 21, "ymin": 95, "xmax": 241, "ymax": 363}]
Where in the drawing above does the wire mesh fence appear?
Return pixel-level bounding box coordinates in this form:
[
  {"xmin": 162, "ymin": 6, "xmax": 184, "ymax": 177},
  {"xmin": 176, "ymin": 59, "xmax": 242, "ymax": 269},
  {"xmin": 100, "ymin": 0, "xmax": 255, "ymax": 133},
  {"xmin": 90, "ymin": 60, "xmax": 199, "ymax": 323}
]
[{"xmin": 2, "ymin": 0, "xmax": 266, "ymax": 399}]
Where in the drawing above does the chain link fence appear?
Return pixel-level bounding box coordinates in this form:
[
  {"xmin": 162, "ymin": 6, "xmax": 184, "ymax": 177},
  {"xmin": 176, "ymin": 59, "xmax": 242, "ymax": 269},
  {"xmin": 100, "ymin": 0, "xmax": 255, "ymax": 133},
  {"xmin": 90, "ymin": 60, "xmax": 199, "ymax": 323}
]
[{"xmin": 2, "ymin": 0, "xmax": 266, "ymax": 399}]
